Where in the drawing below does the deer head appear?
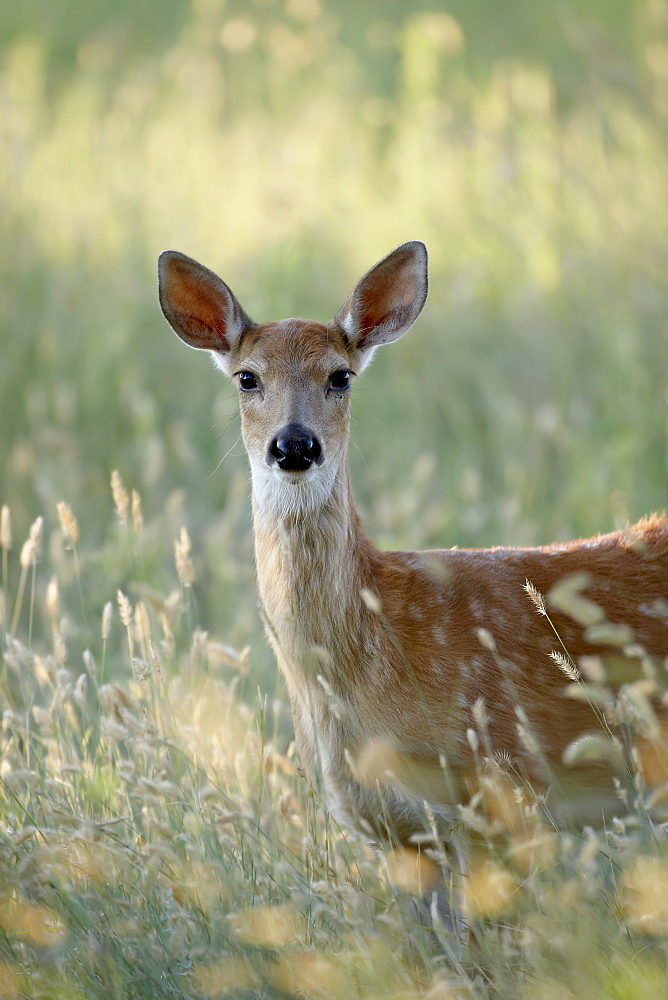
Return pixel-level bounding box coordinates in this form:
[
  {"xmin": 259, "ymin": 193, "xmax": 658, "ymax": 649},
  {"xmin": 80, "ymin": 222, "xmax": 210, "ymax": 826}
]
[{"xmin": 158, "ymin": 242, "xmax": 428, "ymax": 518}]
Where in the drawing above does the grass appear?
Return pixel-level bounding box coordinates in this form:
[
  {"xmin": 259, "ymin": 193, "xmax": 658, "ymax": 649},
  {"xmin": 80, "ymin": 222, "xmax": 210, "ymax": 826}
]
[
  {"xmin": 1, "ymin": 0, "xmax": 667, "ymax": 995},
  {"xmin": 1, "ymin": 487, "xmax": 667, "ymax": 999}
]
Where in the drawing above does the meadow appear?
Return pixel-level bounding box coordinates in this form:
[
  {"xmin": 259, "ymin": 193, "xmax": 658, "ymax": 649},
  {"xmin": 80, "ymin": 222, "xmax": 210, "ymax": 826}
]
[{"xmin": 1, "ymin": 1, "xmax": 667, "ymax": 996}]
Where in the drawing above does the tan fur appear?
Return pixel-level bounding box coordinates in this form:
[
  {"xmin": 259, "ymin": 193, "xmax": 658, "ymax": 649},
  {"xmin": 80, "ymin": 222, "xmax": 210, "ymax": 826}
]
[{"xmin": 158, "ymin": 244, "xmax": 668, "ymax": 848}]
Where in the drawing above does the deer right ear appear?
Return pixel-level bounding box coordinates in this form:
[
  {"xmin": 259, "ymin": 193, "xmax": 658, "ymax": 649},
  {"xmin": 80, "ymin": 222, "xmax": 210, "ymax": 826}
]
[{"xmin": 158, "ymin": 251, "xmax": 255, "ymax": 362}]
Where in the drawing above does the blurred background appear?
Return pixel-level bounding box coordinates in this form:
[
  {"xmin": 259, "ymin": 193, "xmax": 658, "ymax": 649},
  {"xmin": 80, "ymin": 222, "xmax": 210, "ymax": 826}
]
[{"xmin": 1, "ymin": 0, "xmax": 666, "ymax": 679}]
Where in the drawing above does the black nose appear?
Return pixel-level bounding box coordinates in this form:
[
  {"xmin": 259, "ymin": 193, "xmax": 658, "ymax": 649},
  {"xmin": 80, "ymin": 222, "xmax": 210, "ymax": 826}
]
[{"xmin": 268, "ymin": 424, "xmax": 322, "ymax": 471}]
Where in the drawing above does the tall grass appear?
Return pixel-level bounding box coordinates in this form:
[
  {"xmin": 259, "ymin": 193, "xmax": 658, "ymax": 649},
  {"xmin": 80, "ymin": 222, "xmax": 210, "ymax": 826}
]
[
  {"xmin": 1, "ymin": 1, "xmax": 667, "ymax": 995},
  {"xmin": 1, "ymin": 487, "xmax": 667, "ymax": 998}
]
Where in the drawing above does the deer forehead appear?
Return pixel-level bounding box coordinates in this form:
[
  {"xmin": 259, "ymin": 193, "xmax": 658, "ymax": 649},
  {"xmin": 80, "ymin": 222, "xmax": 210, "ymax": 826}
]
[{"xmin": 232, "ymin": 319, "xmax": 352, "ymax": 378}]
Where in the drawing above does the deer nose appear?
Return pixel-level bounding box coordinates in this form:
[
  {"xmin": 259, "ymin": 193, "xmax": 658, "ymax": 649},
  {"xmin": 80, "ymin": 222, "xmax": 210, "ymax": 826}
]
[{"xmin": 268, "ymin": 424, "xmax": 322, "ymax": 471}]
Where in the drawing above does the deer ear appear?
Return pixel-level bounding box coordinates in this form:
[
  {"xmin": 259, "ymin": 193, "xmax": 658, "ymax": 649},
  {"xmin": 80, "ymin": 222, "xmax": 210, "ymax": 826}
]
[
  {"xmin": 334, "ymin": 241, "xmax": 428, "ymax": 359},
  {"xmin": 158, "ymin": 251, "xmax": 255, "ymax": 358}
]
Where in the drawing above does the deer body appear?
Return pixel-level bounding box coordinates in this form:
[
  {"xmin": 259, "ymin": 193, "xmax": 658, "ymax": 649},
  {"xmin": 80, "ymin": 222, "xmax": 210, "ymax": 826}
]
[{"xmin": 158, "ymin": 243, "xmax": 668, "ymax": 844}]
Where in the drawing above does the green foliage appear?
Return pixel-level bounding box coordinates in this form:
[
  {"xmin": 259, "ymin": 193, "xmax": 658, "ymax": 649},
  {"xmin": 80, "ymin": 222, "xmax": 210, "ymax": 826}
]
[{"xmin": 0, "ymin": 500, "xmax": 668, "ymax": 998}]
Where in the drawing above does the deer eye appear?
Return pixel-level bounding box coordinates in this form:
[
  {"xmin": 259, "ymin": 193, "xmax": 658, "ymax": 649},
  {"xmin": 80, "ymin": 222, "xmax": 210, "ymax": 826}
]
[
  {"xmin": 237, "ymin": 371, "xmax": 260, "ymax": 393},
  {"xmin": 328, "ymin": 370, "xmax": 352, "ymax": 392}
]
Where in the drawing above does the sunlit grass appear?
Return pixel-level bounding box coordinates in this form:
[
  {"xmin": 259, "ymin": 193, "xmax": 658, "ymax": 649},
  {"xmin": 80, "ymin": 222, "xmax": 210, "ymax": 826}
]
[{"xmin": 0, "ymin": 486, "xmax": 667, "ymax": 998}]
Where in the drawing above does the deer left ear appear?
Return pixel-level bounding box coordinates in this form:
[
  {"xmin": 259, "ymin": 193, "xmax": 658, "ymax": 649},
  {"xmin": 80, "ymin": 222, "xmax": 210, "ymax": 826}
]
[{"xmin": 333, "ymin": 241, "xmax": 428, "ymax": 360}]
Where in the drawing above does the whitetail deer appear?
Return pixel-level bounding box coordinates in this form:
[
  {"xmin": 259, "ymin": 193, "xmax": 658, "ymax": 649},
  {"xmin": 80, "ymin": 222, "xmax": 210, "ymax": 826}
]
[{"xmin": 158, "ymin": 242, "xmax": 668, "ymax": 859}]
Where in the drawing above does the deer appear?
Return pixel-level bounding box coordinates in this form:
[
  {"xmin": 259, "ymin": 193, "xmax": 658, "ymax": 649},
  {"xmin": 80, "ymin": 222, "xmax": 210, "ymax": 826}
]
[{"xmin": 157, "ymin": 241, "xmax": 668, "ymax": 916}]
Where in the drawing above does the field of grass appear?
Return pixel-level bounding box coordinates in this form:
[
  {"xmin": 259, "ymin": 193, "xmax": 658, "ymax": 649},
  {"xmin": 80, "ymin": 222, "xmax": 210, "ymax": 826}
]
[{"xmin": 1, "ymin": 1, "xmax": 667, "ymax": 996}]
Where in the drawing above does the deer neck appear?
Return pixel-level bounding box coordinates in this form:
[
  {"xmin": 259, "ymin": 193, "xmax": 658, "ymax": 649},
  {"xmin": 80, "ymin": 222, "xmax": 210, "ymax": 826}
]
[{"xmin": 251, "ymin": 459, "xmax": 371, "ymax": 683}]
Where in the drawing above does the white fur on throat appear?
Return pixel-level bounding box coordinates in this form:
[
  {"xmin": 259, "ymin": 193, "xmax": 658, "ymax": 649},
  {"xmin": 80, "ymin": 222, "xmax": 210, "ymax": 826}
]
[{"xmin": 249, "ymin": 454, "xmax": 339, "ymax": 520}]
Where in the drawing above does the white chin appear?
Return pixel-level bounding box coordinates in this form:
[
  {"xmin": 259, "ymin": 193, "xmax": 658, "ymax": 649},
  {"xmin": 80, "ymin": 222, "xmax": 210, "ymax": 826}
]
[{"xmin": 250, "ymin": 461, "xmax": 335, "ymax": 518}]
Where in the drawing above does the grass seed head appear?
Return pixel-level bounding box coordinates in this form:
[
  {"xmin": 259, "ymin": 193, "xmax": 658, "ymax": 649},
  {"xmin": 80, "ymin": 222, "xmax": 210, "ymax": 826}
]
[
  {"xmin": 384, "ymin": 847, "xmax": 440, "ymax": 895},
  {"xmin": 230, "ymin": 903, "xmax": 300, "ymax": 947},
  {"xmin": 479, "ymin": 772, "xmax": 525, "ymax": 833},
  {"xmin": 53, "ymin": 632, "xmax": 67, "ymax": 666},
  {"xmin": 548, "ymin": 573, "xmax": 604, "ymax": 627},
  {"xmin": 462, "ymin": 860, "xmax": 517, "ymax": 920},
  {"xmin": 524, "ymin": 579, "xmax": 546, "ymax": 615},
  {"xmin": 195, "ymin": 955, "xmax": 261, "ymax": 996},
  {"xmin": 509, "ymin": 824, "xmax": 557, "ymax": 875},
  {"xmin": 134, "ymin": 600, "xmax": 151, "ymax": 647},
  {"xmin": 74, "ymin": 672, "xmax": 88, "ymax": 705},
  {"xmin": 271, "ymin": 952, "xmax": 349, "ymax": 997},
  {"xmin": 83, "ymin": 649, "xmax": 96, "ymax": 677},
  {"xmin": 131, "ymin": 489, "xmax": 143, "ymax": 532},
  {"xmin": 110, "ymin": 470, "xmax": 129, "ymax": 525},
  {"xmin": 549, "ymin": 650, "xmax": 580, "ymax": 681},
  {"xmin": 360, "ymin": 587, "xmax": 382, "ymax": 614},
  {"xmin": 148, "ymin": 640, "xmax": 164, "ymax": 681},
  {"xmin": 175, "ymin": 526, "xmax": 194, "ymax": 585},
  {"xmin": 160, "ymin": 611, "xmax": 175, "ymax": 657},
  {"xmin": 116, "ymin": 589, "xmax": 133, "ymax": 628},
  {"xmin": 56, "ymin": 500, "xmax": 79, "ymax": 546},
  {"xmin": 472, "ymin": 696, "xmax": 489, "ymax": 731},
  {"xmin": 0, "ymin": 961, "xmax": 21, "ymax": 998},
  {"xmin": 350, "ymin": 740, "xmax": 403, "ymax": 786},
  {"xmin": 476, "ymin": 627, "xmax": 497, "ymax": 651},
  {"xmin": 20, "ymin": 516, "xmax": 43, "ymax": 568},
  {"xmin": 0, "ymin": 898, "xmax": 67, "ymax": 948},
  {"xmin": 0, "ymin": 505, "xmax": 11, "ymax": 551},
  {"xmin": 622, "ymin": 855, "xmax": 668, "ymax": 935},
  {"xmin": 101, "ymin": 601, "xmax": 113, "ymax": 640},
  {"xmin": 45, "ymin": 577, "xmax": 59, "ymax": 622}
]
